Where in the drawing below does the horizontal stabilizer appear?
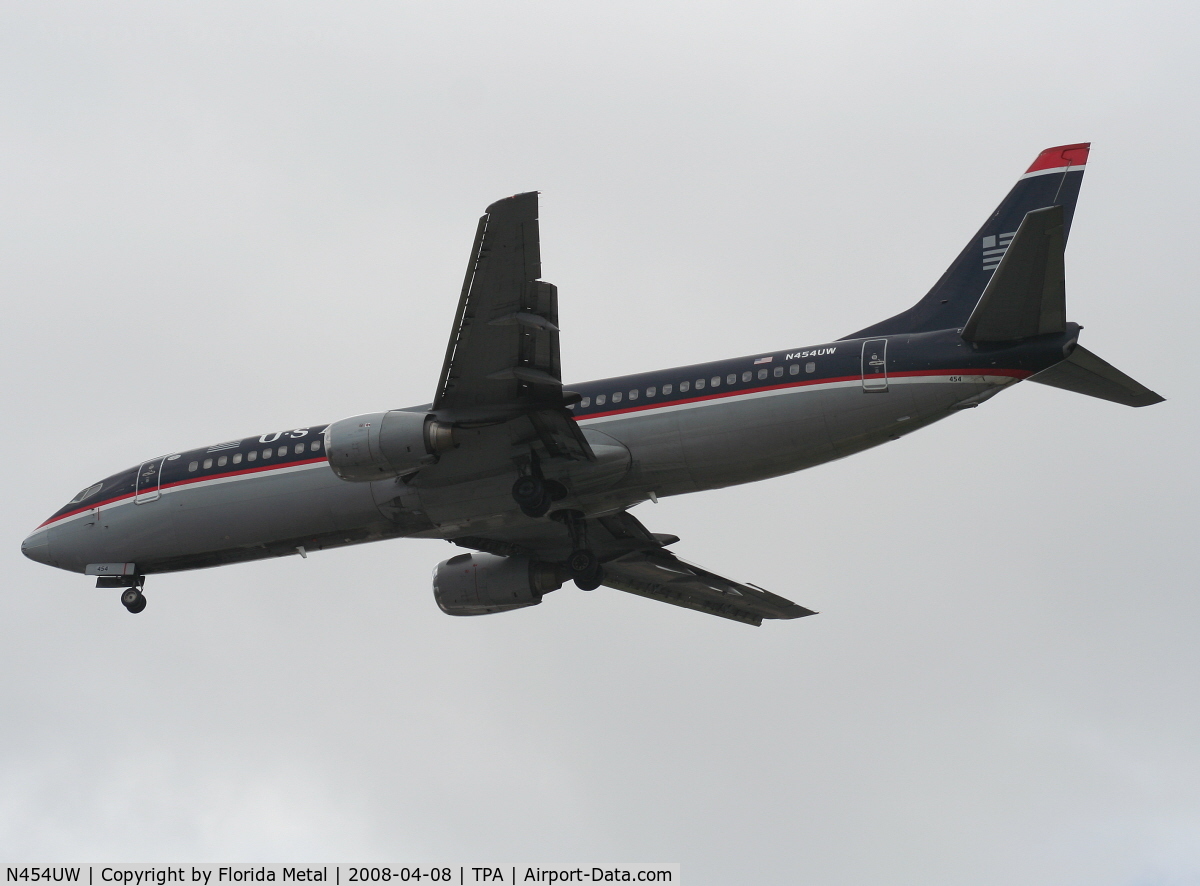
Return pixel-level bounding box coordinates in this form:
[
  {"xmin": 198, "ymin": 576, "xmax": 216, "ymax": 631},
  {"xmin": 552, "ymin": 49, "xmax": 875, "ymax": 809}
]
[
  {"xmin": 1029, "ymin": 345, "xmax": 1164, "ymax": 407},
  {"xmin": 962, "ymin": 205, "xmax": 1066, "ymax": 342}
]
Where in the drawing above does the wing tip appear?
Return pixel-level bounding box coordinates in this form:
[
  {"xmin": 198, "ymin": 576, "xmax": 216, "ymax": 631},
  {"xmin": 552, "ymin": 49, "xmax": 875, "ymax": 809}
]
[{"xmin": 485, "ymin": 191, "xmax": 540, "ymax": 216}]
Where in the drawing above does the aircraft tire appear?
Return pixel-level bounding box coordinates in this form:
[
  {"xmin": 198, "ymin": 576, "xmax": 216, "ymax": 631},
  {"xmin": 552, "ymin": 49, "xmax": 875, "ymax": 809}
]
[
  {"xmin": 519, "ymin": 491, "xmax": 552, "ymax": 518},
  {"xmin": 575, "ymin": 567, "xmax": 604, "ymax": 592},
  {"xmin": 511, "ymin": 476, "xmax": 546, "ymax": 508},
  {"xmin": 566, "ymin": 548, "xmax": 599, "ymax": 578},
  {"xmin": 121, "ymin": 589, "xmax": 147, "ymax": 614}
]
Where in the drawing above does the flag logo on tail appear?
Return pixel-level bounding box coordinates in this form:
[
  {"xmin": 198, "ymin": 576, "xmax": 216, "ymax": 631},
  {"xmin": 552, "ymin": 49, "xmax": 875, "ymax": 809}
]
[{"xmin": 982, "ymin": 231, "xmax": 1016, "ymax": 271}]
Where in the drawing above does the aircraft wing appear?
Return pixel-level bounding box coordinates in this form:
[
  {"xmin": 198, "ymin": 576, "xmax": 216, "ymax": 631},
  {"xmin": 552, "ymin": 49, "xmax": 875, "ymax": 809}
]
[
  {"xmin": 598, "ymin": 549, "xmax": 816, "ymax": 626},
  {"xmin": 453, "ymin": 511, "xmax": 816, "ymax": 626},
  {"xmin": 433, "ymin": 192, "xmax": 590, "ymax": 460}
]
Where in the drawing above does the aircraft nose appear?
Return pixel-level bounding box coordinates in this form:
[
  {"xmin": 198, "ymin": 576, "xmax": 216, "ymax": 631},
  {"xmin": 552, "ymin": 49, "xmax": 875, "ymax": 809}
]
[{"xmin": 21, "ymin": 529, "xmax": 54, "ymax": 567}]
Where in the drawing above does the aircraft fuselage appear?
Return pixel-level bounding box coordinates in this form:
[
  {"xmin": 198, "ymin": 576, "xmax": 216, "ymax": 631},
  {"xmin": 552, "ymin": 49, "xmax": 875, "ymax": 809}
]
[{"xmin": 22, "ymin": 326, "xmax": 1074, "ymax": 576}]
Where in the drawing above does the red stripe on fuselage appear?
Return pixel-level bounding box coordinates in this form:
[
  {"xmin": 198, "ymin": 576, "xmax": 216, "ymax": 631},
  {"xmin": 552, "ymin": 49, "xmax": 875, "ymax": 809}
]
[
  {"xmin": 579, "ymin": 368, "xmax": 1031, "ymax": 421},
  {"xmin": 39, "ymin": 457, "xmax": 331, "ymax": 529},
  {"xmin": 38, "ymin": 368, "xmax": 1031, "ymax": 528}
]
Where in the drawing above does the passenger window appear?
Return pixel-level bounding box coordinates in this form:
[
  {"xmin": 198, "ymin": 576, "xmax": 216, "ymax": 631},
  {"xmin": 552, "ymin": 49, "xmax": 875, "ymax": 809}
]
[
  {"xmin": 277, "ymin": 446, "xmax": 288, "ymax": 457},
  {"xmin": 596, "ymin": 394, "xmax": 606, "ymax": 405},
  {"xmin": 188, "ymin": 461, "xmax": 198, "ymax": 472},
  {"xmin": 217, "ymin": 455, "xmax": 228, "ymax": 467},
  {"xmin": 247, "ymin": 451, "xmax": 257, "ymax": 462},
  {"xmin": 789, "ymin": 364, "xmax": 800, "ymax": 375},
  {"xmin": 262, "ymin": 449, "xmax": 272, "ymax": 459},
  {"xmin": 628, "ymin": 389, "xmax": 638, "ymax": 400},
  {"xmin": 774, "ymin": 366, "xmax": 784, "ymax": 377},
  {"xmin": 646, "ymin": 386, "xmax": 656, "ymax": 397},
  {"xmin": 758, "ymin": 368, "xmax": 768, "ymax": 380},
  {"xmin": 711, "ymin": 376, "xmax": 720, "ymax": 387},
  {"xmin": 203, "ymin": 458, "xmax": 213, "ymax": 469},
  {"xmin": 310, "ymin": 440, "xmax": 321, "ymax": 452},
  {"xmin": 806, "ymin": 362, "xmax": 816, "ymax": 373},
  {"xmin": 612, "ymin": 392, "xmax": 622, "ymax": 403},
  {"xmin": 580, "ymin": 397, "xmax": 591, "ymax": 408},
  {"xmin": 695, "ymin": 379, "xmax": 705, "ymax": 390},
  {"xmin": 663, "ymin": 383, "xmax": 673, "ymax": 395},
  {"xmin": 742, "ymin": 371, "xmax": 752, "ymax": 382},
  {"xmin": 295, "ymin": 443, "xmax": 304, "ymax": 454},
  {"xmin": 679, "ymin": 381, "xmax": 689, "ymax": 392},
  {"xmin": 233, "ymin": 453, "xmax": 243, "ymax": 464},
  {"xmin": 726, "ymin": 373, "xmax": 736, "ymax": 385}
]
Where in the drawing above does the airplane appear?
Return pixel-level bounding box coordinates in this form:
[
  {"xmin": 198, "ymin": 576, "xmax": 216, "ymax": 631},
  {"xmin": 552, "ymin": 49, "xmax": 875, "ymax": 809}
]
[{"xmin": 21, "ymin": 143, "xmax": 1163, "ymax": 624}]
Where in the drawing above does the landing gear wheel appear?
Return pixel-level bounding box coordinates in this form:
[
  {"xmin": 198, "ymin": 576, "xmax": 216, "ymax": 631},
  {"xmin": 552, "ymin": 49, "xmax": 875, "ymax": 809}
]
[
  {"xmin": 566, "ymin": 548, "xmax": 599, "ymax": 578},
  {"xmin": 512, "ymin": 476, "xmax": 545, "ymax": 507},
  {"xmin": 121, "ymin": 588, "xmax": 147, "ymax": 614},
  {"xmin": 574, "ymin": 567, "xmax": 604, "ymax": 592},
  {"xmin": 513, "ymin": 476, "xmax": 552, "ymax": 518},
  {"xmin": 520, "ymin": 497, "xmax": 551, "ymax": 518}
]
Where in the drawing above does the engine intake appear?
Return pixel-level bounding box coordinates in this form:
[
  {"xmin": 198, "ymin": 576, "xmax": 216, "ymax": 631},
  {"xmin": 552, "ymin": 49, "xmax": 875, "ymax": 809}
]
[
  {"xmin": 324, "ymin": 410, "xmax": 455, "ymax": 482},
  {"xmin": 433, "ymin": 552, "xmax": 563, "ymax": 616}
]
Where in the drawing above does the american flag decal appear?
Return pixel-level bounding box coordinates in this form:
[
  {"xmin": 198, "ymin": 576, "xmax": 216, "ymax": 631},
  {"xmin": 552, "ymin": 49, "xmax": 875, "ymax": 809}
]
[
  {"xmin": 982, "ymin": 231, "xmax": 1016, "ymax": 271},
  {"xmin": 206, "ymin": 440, "xmax": 242, "ymax": 452},
  {"xmin": 753, "ymin": 356, "xmax": 773, "ymax": 365}
]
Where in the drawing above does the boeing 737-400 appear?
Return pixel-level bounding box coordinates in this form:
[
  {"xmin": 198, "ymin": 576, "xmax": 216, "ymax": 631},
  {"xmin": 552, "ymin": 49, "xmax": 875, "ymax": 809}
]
[{"xmin": 21, "ymin": 143, "xmax": 1163, "ymax": 624}]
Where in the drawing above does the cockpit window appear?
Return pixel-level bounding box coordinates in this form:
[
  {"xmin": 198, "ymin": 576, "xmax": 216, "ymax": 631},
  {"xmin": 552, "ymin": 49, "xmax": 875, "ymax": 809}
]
[{"xmin": 69, "ymin": 482, "xmax": 102, "ymax": 504}]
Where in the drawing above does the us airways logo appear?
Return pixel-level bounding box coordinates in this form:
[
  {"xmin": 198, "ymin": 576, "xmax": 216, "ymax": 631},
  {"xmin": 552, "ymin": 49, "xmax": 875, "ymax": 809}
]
[{"xmin": 982, "ymin": 231, "xmax": 1016, "ymax": 271}]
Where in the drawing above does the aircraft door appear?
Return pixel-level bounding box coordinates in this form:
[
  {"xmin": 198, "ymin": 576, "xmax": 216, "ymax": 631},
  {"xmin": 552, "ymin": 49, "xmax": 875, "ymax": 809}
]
[
  {"xmin": 134, "ymin": 456, "xmax": 166, "ymax": 504},
  {"xmin": 861, "ymin": 339, "xmax": 888, "ymax": 392}
]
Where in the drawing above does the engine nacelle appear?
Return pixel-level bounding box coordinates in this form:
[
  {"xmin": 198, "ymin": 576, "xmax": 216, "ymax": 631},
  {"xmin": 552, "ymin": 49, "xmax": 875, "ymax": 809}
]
[
  {"xmin": 433, "ymin": 552, "xmax": 563, "ymax": 616},
  {"xmin": 324, "ymin": 410, "xmax": 456, "ymax": 482}
]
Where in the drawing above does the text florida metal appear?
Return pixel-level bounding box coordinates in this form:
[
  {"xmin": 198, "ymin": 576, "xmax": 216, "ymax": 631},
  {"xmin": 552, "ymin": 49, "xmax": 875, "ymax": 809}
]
[{"xmin": 22, "ymin": 143, "xmax": 1162, "ymax": 624}]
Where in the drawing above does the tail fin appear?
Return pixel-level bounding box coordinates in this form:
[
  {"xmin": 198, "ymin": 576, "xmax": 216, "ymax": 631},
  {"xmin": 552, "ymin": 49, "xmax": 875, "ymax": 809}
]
[
  {"xmin": 845, "ymin": 143, "xmax": 1090, "ymax": 339},
  {"xmin": 1029, "ymin": 345, "xmax": 1164, "ymax": 407}
]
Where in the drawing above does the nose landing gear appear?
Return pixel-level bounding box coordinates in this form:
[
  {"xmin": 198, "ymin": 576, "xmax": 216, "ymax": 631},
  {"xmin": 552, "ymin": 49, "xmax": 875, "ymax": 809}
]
[{"xmin": 97, "ymin": 573, "xmax": 147, "ymax": 613}]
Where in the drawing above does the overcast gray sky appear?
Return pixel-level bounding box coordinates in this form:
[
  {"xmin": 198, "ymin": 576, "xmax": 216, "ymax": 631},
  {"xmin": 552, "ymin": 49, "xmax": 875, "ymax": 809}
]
[{"xmin": 3, "ymin": 2, "xmax": 1198, "ymax": 883}]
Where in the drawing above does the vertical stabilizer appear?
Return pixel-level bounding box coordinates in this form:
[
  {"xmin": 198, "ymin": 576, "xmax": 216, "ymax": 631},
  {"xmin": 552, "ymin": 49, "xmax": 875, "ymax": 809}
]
[{"xmin": 845, "ymin": 144, "xmax": 1090, "ymax": 339}]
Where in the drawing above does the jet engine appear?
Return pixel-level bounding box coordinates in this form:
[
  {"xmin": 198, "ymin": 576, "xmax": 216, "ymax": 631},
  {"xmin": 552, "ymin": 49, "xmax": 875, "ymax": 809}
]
[
  {"xmin": 433, "ymin": 552, "xmax": 563, "ymax": 616},
  {"xmin": 324, "ymin": 410, "xmax": 456, "ymax": 482}
]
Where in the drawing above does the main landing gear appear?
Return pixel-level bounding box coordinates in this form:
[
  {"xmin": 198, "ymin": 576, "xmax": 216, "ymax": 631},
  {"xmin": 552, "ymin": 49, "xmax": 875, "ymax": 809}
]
[
  {"xmin": 566, "ymin": 548, "xmax": 603, "ymax": 591},
  {"xmin": 553, "ymin": 510, "xmax": 604, "ymax": 591},
  {"xmin": 511, "ymin": 473, "xmax": 567, "ymax": 518}
]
